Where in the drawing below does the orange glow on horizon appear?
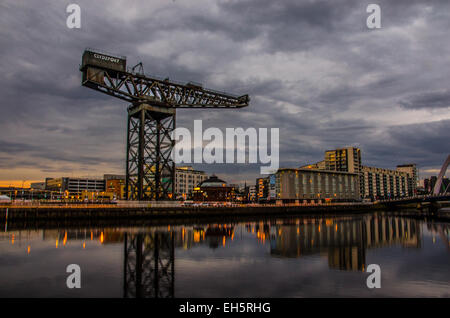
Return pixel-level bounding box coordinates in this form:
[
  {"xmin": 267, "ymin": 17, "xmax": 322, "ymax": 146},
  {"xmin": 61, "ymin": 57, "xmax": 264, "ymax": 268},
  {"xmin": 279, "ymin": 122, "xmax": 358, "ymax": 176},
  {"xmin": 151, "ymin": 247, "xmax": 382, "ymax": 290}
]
[{"xmin": 0, "ymin": 180, "xmax": 42, "ymax": 188}]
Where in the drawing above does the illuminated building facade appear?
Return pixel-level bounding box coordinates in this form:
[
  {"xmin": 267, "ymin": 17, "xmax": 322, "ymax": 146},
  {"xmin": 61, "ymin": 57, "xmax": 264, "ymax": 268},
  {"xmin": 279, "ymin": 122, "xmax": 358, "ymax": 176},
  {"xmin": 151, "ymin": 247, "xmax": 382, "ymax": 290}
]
[
  {"xmin": 299, "ymin": 160, "xmax": 326, "ymax": 170},
  {"xmin": 361, "ymin": 166, "xmax": 412, "ymax": 199},
  {"xmin": 192, "ymin": 175, "xmax": 235, "ymax": 201},
  {"xmin": 175, "ymin": 166, "xmax": 208, "ymax": 199},
  {"xmin": 325, "ymin": 147, "xmax": 363, "ymax": 195},
  {"xmin": 104, "ymin": 174, "xmax": 125, "ymax": 199},
  {"xmin": 299, "ymin": 147, "xmax": 418, "ymax": 199},
  {"xmin": 396, "ymin": 164, "xmax": 418, "ymax": 194},
  {"xmin": 45, "ymin": 177, "xmax": 105, "ymax": 195},
  {"xmin": 256, "ymin": 177, "xmax": 269, "ymax": 201},
  {"xmin": 273, "ymin": 168, "xmax": 360, "ymax": 203}
]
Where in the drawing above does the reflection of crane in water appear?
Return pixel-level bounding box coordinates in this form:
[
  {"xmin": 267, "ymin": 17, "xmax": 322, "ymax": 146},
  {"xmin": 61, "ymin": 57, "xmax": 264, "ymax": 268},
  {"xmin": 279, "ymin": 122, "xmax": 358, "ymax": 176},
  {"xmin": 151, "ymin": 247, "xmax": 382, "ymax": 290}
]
[{"xmin": 123, "ymin": 232, "xmax": 174, "ymax": 298}]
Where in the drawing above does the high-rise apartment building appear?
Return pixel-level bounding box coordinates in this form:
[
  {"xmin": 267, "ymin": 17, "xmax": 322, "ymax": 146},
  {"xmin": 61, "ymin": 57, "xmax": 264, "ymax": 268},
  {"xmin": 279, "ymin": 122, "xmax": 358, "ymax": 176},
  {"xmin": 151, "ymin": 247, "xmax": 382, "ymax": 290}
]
[
  {"xmin": 256, "ymin": 177, "xmax": 269, "ymax": 201},
  {"xmin": 325, "ymin": 147, "xmax": 362, "ymax": 174},
  {"xmin": 303, "ymin": 147, "xmax": 417, "ymax": 199}
]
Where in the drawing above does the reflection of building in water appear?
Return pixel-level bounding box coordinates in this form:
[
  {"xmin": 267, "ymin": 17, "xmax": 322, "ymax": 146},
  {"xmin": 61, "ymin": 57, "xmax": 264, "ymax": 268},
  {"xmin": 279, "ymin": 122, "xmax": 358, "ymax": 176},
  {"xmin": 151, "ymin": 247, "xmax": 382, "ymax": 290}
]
[
  {"xmin": 204, "ymin": 225, "xmax": 234, "ymax": 249},
  {"xmin": 426, "ymin": 222, "xmax": 450, "ymax": 252},
  {"xmin": 328, "ymin": 247, "xmax": 365, "ymax": 271},
  {"xmin": 364, "ymin": 216, "xmax": 421, "ymax": 248},
  {"xmin": 257, "ymin": 216, "xmax": 421, "ymax": 271},
  {"xmin": 124, "ymin": 232, "xmax": 174, "ymax": 298},
  {"xmin": 172, "ymin": 224, "xmax": 234, "ymax": 249}
]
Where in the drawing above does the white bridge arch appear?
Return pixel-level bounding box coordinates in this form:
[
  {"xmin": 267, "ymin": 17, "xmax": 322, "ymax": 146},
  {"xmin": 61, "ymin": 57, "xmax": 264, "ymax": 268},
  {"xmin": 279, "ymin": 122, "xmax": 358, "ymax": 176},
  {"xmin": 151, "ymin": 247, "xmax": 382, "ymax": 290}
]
[{"xmin": 433, "ymin": 155, "xmax": 450, "ymax": 195}]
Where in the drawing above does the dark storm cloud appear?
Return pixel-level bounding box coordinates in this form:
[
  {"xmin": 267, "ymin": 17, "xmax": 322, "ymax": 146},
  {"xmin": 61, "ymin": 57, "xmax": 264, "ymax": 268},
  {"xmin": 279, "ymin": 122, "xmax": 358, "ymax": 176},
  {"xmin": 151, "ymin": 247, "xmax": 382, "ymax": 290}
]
[
  {"xmin": 0, "ymin": 0, "xmax": 449, "ymax": 182},
  {"xmin": 399, "ymin": 90, "xmax": 450, "ymax": 110}
]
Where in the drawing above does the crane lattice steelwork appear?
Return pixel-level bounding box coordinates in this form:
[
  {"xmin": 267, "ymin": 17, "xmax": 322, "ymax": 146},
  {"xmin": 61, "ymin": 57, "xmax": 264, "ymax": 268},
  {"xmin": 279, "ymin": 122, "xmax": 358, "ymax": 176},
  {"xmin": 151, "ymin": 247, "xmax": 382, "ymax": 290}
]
[
  {"xmin": 123, "ymin": 232, "xmax": 175, "ymax": 298},
  {"xmin": 80, "ymin": 49, "xmax": 249, "ymax": 200}
]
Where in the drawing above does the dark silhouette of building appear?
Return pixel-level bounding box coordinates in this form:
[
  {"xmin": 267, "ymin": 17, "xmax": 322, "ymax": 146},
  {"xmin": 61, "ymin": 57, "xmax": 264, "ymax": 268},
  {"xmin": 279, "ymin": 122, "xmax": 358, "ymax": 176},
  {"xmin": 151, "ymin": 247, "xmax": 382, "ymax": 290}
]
[{"xmin": 192, "ymin": 175, "xmax": 235, "ymax": 201}]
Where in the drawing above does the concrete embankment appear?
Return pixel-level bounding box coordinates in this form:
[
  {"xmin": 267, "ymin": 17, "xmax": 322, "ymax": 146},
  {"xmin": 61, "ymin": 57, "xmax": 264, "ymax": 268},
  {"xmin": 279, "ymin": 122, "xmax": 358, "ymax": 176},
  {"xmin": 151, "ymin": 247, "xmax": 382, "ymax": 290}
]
[
  {"xmin": 1, "ymin": 203, "xmax": 382, "ymax": 222},
  {"xmin": 2, "ymin": 201, "xmax": 448, "ymax": 224}
]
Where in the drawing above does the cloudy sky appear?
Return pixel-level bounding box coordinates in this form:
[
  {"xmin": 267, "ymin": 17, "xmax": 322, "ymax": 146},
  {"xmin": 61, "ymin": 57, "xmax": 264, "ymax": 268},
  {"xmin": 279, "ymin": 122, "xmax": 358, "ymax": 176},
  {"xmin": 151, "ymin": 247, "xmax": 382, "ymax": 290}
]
[{"xmin": 0, "ymin": 0, "xmax": 449, "ymax": 186}]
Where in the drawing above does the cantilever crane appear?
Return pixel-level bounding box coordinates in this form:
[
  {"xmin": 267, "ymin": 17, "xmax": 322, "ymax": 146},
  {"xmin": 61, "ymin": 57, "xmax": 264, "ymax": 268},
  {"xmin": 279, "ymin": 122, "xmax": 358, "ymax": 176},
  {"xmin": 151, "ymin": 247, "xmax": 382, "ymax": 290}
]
[{"xmin": 80, "ymin": 49, "xmax": 250, "ymax": 200}]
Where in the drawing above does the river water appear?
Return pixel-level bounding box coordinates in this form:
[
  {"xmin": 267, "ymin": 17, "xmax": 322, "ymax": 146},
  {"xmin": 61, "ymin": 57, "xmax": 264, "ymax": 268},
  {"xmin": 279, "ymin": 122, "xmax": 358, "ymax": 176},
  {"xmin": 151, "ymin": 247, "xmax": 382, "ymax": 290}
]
[{"xmin": 0, "ymin": 212, "xmax": 449, "ymax": 297}]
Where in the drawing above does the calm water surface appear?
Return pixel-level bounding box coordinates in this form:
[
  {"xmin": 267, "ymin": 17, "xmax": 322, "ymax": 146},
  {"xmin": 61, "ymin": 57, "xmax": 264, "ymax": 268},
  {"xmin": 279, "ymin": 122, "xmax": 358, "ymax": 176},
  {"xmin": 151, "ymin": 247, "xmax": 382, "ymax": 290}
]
[{"xmin": 0, "ymin": 213, "xmax": 449, "ymax": 297}]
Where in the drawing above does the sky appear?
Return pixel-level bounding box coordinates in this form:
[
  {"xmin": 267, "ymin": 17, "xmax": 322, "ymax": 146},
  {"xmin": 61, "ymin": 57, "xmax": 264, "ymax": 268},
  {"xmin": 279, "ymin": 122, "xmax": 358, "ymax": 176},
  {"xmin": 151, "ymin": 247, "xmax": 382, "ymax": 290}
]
[{"xmin": 0, "ymin": 0, "xmax": 449, "ymax": 186}]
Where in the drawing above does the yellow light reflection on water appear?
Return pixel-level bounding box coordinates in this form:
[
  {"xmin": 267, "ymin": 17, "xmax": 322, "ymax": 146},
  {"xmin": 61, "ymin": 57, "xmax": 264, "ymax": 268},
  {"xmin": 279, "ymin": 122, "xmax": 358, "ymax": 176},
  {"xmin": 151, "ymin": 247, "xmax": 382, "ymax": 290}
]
[
  {"xmin": 193, "ymin": 231, "xmax": 200, "ymax": 243},
  {"xmin": 100, "ymin": 232, "xmax": 104, "ymax": 244}
]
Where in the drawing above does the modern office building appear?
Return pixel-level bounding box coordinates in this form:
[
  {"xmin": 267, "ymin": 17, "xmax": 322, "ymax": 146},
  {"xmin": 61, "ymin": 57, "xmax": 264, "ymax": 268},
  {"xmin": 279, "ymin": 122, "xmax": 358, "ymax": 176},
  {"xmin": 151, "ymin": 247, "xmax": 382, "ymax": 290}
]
[
  {"xmin": 272, "ymin": 168, "xmax": 360, "ymax": 203},
  {"xmin": 175, "ymin": 166, "xmax": 208, "ymax": 199},
  {"xmin": 361, "ymin": 166, "xmax": 412, "ymax": 199},
  {"xmin": 104, "ymin": 174, "xmax": 126, "ymax": 199},
  {"xmin": 30, "ymin": 182, "xmax": 45, "ymax": 190},
  {"xmin": 45, "ymin": 177, "xmax": 105, "ymax": 195}
]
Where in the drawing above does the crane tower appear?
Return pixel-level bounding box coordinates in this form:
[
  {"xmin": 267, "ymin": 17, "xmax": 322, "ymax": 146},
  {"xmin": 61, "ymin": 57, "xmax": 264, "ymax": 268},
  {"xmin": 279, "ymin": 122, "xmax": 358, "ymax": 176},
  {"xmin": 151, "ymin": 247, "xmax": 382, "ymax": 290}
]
[{"xmin": 80, "ymin": 49, "xmax": 250, "ymax": 200}]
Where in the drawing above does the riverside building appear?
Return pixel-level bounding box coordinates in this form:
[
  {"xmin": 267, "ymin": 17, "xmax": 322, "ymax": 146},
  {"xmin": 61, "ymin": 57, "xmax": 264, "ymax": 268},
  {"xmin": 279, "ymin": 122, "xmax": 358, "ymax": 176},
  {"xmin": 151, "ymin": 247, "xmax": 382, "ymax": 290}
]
[
  {"xmin": 45, "ymin": 177, "xmax": 105, "ymax": 196},
  {"xmin": 396, "ymin": 164, "xmax": 418, "ymax": 195},
  {"xmin": 362, "ymin": 166, "xmax": 413, "ymax": 199},
  {"xmin": 175, "ymin": 166, "xmax": 208, "ymax": 199},
  {"xmin": 310, "ymin": 147, "xmax": 416, "ymax": 199},
  {"xmin": 272, "ymin": 168, "xmax": 360, "ymax": 203}
]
